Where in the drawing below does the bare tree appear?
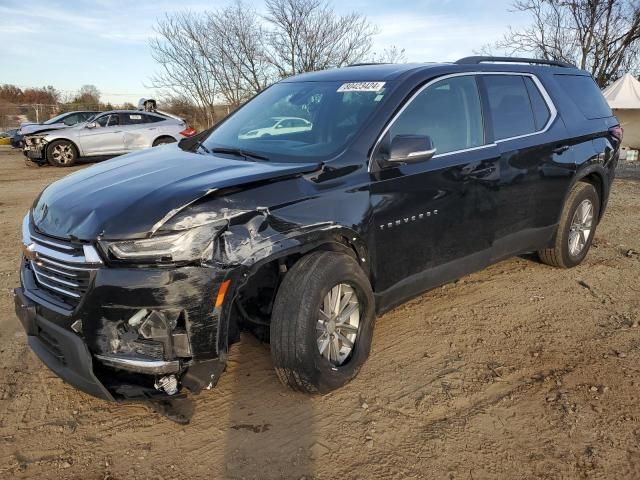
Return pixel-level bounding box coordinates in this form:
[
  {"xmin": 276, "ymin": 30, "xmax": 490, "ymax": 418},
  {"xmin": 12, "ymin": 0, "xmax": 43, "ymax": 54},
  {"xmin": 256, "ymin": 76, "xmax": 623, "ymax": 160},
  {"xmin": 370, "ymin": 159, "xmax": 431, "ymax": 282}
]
[
  {"xmin": 205, "ymin": 2, "xmax": 275, "ymax": 107},
  {"xmin": 492, "ymin": 0, "xmax": 640, "ymax": 86},
  {"xmin": 148, "ymin": 0, "xmax": 400, "ymax": 126},
  {"xmin": 264, "ymin": 0, "xmax": 378, "ymax": 77},
  {"xmin": 370, "ymin": 45, "xmax": 407, "ymax": 63},
  {"xmin": 149, "ymin": 12, "xmax": 219, "ymax": 125}
]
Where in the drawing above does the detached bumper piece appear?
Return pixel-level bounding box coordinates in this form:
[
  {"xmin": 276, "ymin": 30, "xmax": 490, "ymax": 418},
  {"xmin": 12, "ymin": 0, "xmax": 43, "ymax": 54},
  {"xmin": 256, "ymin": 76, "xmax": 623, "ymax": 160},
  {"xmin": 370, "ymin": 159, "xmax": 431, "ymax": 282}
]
[{"xmin": 14, "ymin": 287, "xmax": 114, "ymax": 401}]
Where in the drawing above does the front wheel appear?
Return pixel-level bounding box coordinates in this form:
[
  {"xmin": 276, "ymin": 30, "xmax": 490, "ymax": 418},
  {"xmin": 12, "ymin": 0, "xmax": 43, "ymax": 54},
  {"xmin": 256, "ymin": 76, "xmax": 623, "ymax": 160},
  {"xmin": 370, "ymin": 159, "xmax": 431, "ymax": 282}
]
[
  {"xmin": 270, "ymin": 251, "xmax": 375, "ymax": 394},
  {"xmin": 47, "ymin": 140, "xmax": 78, "ymax": 167},
  {"xmin": 538, "ymin": 181, "xmax": 600, "ymax": 268}
]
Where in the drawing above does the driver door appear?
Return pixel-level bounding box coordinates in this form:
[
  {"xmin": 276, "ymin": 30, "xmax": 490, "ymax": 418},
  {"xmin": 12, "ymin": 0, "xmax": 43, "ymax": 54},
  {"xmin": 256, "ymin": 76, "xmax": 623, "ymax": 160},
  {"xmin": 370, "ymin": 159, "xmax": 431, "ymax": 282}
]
[
  {"xmin": 370, "ymin": 74, "xmax": 501, "ymax": 304},
  {"xmin": 77, "ymin": 113, "xmax": 125, "ymax": 155}
]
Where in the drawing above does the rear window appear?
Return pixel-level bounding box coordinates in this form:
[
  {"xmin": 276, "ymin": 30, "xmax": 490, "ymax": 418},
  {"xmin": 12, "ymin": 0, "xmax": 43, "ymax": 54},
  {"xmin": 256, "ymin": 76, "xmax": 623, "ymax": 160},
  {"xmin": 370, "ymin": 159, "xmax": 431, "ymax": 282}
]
[{"xmin": 554, "ymin": 74, "xmax": 612, "ymax": 119}]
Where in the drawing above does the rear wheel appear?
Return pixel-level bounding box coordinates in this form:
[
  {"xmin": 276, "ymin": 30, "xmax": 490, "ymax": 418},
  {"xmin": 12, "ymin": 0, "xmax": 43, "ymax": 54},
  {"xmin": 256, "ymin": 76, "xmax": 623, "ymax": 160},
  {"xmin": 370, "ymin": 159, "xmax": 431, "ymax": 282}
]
[
  {"xmin": 270, "ymin": 251, "xmax": 375, "ymax": 394},
  {"xmin": 47, "ymin": 140, "xmax": 78, "ymax": 167},
  {"xmin": 538, "ymin": 181, "xmax": 600, "ymax": 268}
]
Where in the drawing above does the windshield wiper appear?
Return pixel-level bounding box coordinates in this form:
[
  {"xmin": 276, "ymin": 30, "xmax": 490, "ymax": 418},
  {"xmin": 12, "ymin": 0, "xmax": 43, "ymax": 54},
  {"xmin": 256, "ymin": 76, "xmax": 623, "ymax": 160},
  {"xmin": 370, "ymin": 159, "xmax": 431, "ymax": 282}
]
[
  {"xmin": 194, "ymin": 140, "xmax": 211, "ymax": 154},
  {"xmin": 211, "ymin": 147, "xmax": 270, "ymax": 162}
]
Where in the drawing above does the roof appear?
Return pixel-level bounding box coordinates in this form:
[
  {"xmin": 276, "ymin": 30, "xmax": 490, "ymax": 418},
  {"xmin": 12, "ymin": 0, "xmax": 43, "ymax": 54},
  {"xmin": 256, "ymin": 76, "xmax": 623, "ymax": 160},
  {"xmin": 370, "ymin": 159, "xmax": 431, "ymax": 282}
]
[
  {"xmin": 282, "ymin": 63, "xmax": 445, "ymax": 82},
  {"xmin": 602, "ymin": 73, "xmax": 640, "ymax": 109},
  {"xmin": 282, "ymin": 60, "xmax": 583, "ymax": 83}
]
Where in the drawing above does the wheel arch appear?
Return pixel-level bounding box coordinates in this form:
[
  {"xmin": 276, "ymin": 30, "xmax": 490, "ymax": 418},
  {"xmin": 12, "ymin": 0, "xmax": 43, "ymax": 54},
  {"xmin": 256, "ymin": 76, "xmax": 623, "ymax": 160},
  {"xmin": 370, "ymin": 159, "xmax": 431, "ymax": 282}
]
[
  {"xmin": 152, "ymin": 135, "xmax": 177, "ymax": 146},
  {"xmin": 225, "ymin": 225, "xmax": 371, "ymax": 332},
  {"xmin": 45, "ymin": 137, "xmax": 82, "ymax": 159},
  {"xmin": 573, "ymin": 167, "xmax": 607, "ymax": 222}
]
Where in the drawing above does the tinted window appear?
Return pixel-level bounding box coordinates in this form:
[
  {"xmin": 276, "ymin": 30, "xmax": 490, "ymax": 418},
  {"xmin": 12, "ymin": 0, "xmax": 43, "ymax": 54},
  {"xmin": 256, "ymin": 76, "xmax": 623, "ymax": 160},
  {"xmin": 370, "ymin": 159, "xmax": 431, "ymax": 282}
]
[
  {"xmin": 121, "ymin": 113, "xmax": 147, "ymax": 125},
  {"xmin": 484, "ymin": 75, "xmax": 537, "ymax": 140},
  {"xmin": 524, "ymin": 77, "xmax": 551, "ymax": 130},
  {"xmin": 107, "ymin": 115, "xmax": 119, "ymax": 127},
  {"xmin": 96, "ymin": 115, "xmax": 109, "ymax": 127},
  {"xmin": 62, "ymin": 113, "xmax": 80, "ymax": 126},
  {"xmin": 145, "ymin": 114, "xmax": 165, "ymax": 123},
  {"xmin": 389, "ymin": 75, "xmax": 484, "ymax": 155},
  {"xmin": 554, "ymin": 74, "xmax": 612, "ymax": 119}
]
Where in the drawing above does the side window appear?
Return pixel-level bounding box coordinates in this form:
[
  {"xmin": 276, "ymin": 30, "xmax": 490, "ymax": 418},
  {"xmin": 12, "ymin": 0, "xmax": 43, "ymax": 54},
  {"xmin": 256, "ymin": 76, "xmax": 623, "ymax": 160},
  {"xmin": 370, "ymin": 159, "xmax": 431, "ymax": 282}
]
[
  {"xmin": 62, "ymin": 113, "xmax": 79, "ymax": 126},
  {"xmin": 107, "ymin": 115, "xmax": 120, "ymax": 127},
  {"xmin": 144, "ymin": 114, "xmax": 165, "ymax": 123},
  {"xmin": 484, "ymin": 75, "xmax": 536, "ymax": 140},
  {"xmin": 96, "ymin": 115, "xmax": 109, "ymax": 127},
  {"xmin": 524, "ymin": 77, "xmax": 551, "ymax": 130},
  {"xmin": 121, "ymin": 113, "xmax": 146, "ymax": 125},
  {"xmin": 554, "ymin": 74, "xmax": 612, "ymax": 119},
  {"xmin": 388, "ymin": 75, "xmax": 484, "ymax": 155}
]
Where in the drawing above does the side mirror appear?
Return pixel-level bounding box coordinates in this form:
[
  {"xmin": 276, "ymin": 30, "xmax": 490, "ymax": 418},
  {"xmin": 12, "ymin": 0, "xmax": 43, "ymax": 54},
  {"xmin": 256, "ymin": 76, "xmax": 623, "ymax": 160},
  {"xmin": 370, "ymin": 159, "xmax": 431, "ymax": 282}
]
[
  {"xmin": 388, "ymin": 135, "xmax": 437, "ymax": 163},
  {"xmin": 85, "ymin": 121, "xmax": 97, "ymax": 129}
]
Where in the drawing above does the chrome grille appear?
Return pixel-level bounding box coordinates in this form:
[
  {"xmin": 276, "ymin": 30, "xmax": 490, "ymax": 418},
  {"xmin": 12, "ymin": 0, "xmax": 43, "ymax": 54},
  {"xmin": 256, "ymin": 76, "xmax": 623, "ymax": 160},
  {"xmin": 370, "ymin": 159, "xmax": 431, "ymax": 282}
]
[{"xmin": 22, "ymin": 216, "xmax": 102, "ymax": 307}]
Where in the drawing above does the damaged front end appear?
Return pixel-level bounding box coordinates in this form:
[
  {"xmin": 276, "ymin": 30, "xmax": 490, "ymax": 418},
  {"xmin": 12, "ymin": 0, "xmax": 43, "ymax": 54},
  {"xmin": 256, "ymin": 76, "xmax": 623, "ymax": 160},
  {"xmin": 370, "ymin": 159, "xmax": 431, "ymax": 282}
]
[
  {"xmin": 22, "ymin": 134, "xmax": 48, "ymax": 162},
  {"xmin": 15, "ymin": 207, "xmax": 243, "ymax": 405}
]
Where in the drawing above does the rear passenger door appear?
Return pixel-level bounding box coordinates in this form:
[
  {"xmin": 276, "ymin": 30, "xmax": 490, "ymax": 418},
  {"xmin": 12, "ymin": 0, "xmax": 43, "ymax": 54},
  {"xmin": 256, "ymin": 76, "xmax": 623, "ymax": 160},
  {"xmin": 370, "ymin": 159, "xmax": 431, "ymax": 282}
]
[
  {"xmin": 370, "ymin": 74, "xmax": 502, "ymax": 300},
  {"xmin": 481, "ymin": 73, "xmax": 574, "ymax": 258},
  {"xmin": 120, "ymin": 113, "xmax": 152, "ymax": 151}
]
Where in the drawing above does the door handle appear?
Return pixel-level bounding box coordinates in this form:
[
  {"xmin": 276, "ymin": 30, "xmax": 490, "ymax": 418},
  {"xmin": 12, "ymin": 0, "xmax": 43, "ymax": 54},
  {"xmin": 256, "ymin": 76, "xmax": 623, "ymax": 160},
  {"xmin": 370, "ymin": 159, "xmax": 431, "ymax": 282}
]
[{"xmin": 553, "ymin": 145, "xmax": 569, "ymax": 154}]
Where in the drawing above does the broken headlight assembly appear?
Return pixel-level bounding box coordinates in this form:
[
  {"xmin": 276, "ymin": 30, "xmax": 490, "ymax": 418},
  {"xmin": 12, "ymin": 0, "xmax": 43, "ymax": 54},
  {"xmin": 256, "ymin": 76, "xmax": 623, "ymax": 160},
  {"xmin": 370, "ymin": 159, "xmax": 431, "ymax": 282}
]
[{"xmin": 102, "ymin": 221, "xmax": 225, "ymax": 264}]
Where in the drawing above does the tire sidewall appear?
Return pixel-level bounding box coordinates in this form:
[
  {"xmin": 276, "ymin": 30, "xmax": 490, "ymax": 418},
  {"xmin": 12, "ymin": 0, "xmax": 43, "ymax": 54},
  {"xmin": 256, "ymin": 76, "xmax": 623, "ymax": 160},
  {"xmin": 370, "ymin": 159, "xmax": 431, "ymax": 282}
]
[
  {"xmin": 272, "ymin": 252, "xmax": 376, "ymax": 394},
  {"xmin": 558, "ymin": 184, "xmax": 599, "ymax": 267}
]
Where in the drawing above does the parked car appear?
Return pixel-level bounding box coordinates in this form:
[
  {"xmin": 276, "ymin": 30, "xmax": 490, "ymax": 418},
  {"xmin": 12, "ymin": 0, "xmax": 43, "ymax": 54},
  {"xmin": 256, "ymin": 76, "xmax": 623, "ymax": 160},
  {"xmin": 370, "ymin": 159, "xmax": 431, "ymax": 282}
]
[
  {"xmin": 13, "ymin": 111, "xmax": 100, "ymax": 148},
  {"xmin": 0, "ymin": 129, "xmax": 16, "ymax": 146},
  {"xmin": 22, "ymin": 110, "xmax": 196, "ymax": 166},
  {"xmin": 15, "ymin": 57, "xmax": 620, "ymax": 416},
  {"xmin": 239, "ymin": 116, "xmax": 312, "ymax": 139}
]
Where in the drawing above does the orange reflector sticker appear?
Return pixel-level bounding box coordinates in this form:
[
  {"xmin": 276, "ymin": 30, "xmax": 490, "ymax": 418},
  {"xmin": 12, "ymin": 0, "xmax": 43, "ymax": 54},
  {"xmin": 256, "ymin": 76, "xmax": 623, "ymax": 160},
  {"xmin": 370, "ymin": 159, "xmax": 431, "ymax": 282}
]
[{"xmin": 215, "ymin": 280, "xmax": 231, "ymax": 308}]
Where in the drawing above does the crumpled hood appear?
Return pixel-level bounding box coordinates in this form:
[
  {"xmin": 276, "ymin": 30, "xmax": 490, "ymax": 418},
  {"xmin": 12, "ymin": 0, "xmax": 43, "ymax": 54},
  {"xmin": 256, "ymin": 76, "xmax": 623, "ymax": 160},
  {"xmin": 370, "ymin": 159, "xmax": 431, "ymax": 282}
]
[
  {"xmin": 20, "ymin": 122, "xmax": 70, "ymax": 135},
  {"xmin": 32, "ymin": 145, "xmax": 320, "ymax": 240}
]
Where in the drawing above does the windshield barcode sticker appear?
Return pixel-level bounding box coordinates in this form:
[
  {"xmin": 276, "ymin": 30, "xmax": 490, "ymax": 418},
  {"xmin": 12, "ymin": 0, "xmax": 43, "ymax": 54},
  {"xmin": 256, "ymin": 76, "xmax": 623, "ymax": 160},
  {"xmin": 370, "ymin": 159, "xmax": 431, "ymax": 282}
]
[{"xmin": 337, "ymin": 82, "xmax": 386, "ymax": 92}]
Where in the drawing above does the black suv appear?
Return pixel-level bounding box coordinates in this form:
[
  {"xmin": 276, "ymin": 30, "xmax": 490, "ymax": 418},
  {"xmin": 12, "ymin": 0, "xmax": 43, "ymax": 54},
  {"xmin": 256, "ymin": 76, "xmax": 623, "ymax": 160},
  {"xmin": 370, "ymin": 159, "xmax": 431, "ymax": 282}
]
[{"xmin": 15, "ymin": 57, "xmax": 620, "ymax": 411}]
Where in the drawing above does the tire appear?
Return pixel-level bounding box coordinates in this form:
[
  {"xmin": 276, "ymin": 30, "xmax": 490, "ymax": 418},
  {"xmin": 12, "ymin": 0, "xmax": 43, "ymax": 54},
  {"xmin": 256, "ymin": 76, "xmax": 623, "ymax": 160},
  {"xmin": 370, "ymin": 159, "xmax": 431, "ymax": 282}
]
[
  {"xmin": 46, "ymin": 140, "xmax": 78, "ymax": 167},
  {"xmin": 270, "ymin": 251, "xmax": 375, "ymax": 394},
  {"xmin": 538, "ymin": 181, "xmax": 600, "ymax": 268},
  {"xmin": 153, "ymin": 136, "xmax": 176, "ymax": 147}
]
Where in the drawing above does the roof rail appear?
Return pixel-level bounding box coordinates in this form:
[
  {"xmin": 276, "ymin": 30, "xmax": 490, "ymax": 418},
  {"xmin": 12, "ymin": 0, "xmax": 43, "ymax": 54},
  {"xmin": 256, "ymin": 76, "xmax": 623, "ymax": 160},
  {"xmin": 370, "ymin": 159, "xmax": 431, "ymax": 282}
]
[
  {"xmin": 455, "ymin": 56, "xmax": 576, "ymax": 69},
  {"xmin": 346, "ymin": 62, "xmax": 390, "ymax": 67}
]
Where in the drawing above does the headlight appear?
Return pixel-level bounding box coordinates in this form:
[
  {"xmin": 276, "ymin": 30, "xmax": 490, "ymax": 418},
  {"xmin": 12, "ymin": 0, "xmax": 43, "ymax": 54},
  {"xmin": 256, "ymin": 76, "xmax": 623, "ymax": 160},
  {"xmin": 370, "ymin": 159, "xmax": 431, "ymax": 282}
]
[{"xmin": 103, "ymin": 223, "xmax": 222, "ymax": 263}]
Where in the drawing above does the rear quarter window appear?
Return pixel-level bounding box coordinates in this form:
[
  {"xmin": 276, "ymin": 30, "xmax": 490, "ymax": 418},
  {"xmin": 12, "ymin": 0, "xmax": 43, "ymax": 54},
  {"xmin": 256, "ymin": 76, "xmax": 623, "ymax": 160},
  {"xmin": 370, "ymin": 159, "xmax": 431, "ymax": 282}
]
[{"xmin": 554, "ymin": 74, "xmax": 612, "ymax": 119}]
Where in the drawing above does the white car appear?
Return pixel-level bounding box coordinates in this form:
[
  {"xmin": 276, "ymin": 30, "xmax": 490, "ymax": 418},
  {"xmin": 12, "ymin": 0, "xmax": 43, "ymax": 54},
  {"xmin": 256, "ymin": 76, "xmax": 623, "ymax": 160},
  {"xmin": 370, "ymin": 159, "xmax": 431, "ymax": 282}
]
[
  {"xmin": 23, "ymin": 110, "xmax": 196, "ymax": 167},
  {"xmin": 238, "ymin": 116, "xmax": 312, "ymax": 139}
]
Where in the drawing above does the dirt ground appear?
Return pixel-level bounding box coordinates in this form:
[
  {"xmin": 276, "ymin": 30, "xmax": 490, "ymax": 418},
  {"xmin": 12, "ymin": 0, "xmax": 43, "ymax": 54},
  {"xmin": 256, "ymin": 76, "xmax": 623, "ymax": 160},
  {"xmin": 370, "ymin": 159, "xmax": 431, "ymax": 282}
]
[{"xmin": 0, "ymin": 146, "xmax": 639, "ymax": 479}]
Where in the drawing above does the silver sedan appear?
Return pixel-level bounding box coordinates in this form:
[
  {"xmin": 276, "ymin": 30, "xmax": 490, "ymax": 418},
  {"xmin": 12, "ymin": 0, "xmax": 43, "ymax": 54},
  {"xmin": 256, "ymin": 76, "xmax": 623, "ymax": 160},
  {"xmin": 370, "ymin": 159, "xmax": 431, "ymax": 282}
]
[{"xmin": 23, "ymin": 110, "xmax": 196, "ymax": 167}]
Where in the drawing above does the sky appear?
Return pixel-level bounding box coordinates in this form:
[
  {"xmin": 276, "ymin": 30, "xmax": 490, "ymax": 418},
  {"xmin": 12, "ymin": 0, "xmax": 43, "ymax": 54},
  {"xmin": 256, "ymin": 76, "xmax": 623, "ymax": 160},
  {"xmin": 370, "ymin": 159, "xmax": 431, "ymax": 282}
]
[{"xmin": 0, "ymin": 0, "xmax": 529, "ymax": 104}]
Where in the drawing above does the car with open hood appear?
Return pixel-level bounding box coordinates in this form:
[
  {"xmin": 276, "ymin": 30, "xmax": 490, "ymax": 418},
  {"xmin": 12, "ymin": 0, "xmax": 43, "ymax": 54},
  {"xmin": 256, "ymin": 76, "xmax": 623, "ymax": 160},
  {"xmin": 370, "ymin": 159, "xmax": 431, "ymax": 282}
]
[{"xmin": 14, "ymin": 57, "xmax": 620, "ymax": 421}]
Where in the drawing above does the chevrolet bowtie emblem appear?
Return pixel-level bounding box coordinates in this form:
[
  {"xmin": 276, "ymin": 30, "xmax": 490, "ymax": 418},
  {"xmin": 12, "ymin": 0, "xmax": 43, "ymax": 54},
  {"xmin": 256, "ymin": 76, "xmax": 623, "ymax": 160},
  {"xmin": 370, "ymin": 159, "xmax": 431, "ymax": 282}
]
[{"xmin": 22, "ymin": 243, "xmax": 37, "ymax": 262}]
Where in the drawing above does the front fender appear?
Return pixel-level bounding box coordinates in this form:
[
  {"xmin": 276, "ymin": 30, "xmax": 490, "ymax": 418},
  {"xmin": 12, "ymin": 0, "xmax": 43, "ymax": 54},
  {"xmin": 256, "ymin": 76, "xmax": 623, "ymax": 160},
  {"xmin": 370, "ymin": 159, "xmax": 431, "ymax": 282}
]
[{"xmin": 215, "ymin": 209, "xmax": 370, "ymax": 279}]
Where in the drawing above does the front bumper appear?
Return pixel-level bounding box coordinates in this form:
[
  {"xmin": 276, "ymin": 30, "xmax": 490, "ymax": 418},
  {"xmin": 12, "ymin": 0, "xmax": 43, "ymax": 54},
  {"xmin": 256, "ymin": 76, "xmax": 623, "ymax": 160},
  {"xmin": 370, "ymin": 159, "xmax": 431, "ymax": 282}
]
[
  {"xmin": 14, "ymin": 287, "xmax": 114, "ymax": 400},
  {"xmin": 17, "ymin": 251, "xmax": 235, "ymax": 401}
]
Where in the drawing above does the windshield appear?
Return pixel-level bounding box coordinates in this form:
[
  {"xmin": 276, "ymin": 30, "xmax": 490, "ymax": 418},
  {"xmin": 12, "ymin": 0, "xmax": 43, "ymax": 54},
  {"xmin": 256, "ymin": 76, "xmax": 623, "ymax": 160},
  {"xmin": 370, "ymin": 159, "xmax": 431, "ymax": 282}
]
[
  {"xmin": 203, "ymin": 81, "xmax": 389, "ymax": 162},
  {"xmin": 44, "ymin": 112, "xmax": 70, "ymax": 125}
]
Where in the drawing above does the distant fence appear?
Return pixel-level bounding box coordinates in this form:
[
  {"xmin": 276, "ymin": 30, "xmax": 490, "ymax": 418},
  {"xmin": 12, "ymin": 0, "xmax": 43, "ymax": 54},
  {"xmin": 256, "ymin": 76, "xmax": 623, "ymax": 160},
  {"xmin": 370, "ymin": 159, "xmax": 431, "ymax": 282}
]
[
  {"xmin": 0, "ymin": 103, "xmax": 101, "ymax": 130},
  {"xmin": 0, "ymin": 102, "xmax": 234, "ymax": 132}
]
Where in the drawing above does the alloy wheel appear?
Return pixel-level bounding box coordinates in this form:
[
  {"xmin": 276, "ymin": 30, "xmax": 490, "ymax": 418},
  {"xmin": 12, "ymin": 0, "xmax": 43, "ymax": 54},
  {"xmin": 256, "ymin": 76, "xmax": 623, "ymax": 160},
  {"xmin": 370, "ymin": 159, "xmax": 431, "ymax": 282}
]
[
  {"xmin": 568, "ymin": 199, "xmax": 594, "ymax": 256},
  {"xmin": 316, "ymin": 283, "xmax": 360, "ymax": 366}
]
